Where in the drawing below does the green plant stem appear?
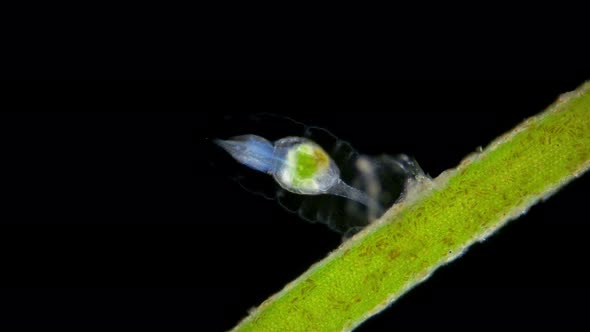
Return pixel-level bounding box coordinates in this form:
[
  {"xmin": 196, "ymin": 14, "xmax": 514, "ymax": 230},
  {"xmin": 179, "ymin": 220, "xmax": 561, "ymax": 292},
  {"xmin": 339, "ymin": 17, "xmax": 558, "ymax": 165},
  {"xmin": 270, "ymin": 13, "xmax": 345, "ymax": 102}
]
[{"xmin": 231, "ymin": 82, "xmax": 590, "ymax": 332}]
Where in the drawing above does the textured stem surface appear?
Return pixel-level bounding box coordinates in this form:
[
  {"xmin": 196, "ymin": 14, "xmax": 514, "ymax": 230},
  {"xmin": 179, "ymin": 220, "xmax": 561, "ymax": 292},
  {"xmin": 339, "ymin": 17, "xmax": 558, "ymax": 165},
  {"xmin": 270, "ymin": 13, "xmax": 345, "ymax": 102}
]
[{"xmin": 231, "ymin": 82, "xmax": 590, "ymax": 332}]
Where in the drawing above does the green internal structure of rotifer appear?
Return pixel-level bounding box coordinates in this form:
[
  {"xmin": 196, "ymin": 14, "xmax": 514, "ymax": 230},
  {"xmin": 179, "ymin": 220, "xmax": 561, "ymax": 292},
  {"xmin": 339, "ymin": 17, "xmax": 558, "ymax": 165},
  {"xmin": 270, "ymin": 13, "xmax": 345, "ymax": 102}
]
[
  {"xmin": 232, "ymin": 82, "xmax": 590, "ymax": 332},
  {"xmin": 293, "ymin": 144, "xmax": 328, "ymax": 180}
]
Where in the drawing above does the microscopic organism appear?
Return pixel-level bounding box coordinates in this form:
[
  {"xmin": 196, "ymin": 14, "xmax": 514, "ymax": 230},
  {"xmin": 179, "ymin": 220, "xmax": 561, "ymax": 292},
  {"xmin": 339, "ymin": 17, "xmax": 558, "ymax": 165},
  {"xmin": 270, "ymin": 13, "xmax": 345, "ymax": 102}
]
[{"xmin": 210, "ymin": 113, "xmax": 428, "ymax": 237}]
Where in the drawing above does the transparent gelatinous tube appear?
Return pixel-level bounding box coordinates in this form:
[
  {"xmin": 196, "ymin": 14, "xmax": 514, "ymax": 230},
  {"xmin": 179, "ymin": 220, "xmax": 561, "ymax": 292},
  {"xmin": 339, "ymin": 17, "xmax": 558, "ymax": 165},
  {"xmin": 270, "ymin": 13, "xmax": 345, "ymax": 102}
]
[{"xmin": 209, "ymin": 113, "xmax": 428, "ymax": 237}]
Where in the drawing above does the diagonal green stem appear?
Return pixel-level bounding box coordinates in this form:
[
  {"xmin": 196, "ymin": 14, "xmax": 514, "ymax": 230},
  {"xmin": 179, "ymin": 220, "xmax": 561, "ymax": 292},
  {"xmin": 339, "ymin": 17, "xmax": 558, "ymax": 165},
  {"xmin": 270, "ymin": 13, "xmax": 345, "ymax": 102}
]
[{"xmin": 231, "ymin": 82, "xmax": 590, "ymax": 332}]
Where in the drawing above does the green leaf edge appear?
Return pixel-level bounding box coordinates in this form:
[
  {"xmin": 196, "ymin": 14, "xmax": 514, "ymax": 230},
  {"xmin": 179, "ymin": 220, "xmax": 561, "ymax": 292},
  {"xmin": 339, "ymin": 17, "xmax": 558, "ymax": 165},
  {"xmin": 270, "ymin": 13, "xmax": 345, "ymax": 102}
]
[{"xmin": 231, "ymin": 82, "xmax": 590, "ymax": 332}]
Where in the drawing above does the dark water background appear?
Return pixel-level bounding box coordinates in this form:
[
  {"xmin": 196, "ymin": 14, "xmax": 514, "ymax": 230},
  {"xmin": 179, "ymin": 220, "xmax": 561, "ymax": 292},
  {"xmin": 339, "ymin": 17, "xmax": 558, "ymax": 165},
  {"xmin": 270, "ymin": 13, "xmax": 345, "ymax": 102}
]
[{"xmin": 1, "ymin": 80, "xmax": 588, "ymax": 331}]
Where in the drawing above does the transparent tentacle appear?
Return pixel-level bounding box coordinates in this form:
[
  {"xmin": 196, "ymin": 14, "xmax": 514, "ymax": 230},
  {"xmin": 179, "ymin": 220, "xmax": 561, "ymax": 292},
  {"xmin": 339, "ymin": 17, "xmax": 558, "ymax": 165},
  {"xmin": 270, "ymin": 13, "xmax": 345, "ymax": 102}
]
[{"xmin": 327, "ymin": 179, "xmax": 380, "ymax": 212}]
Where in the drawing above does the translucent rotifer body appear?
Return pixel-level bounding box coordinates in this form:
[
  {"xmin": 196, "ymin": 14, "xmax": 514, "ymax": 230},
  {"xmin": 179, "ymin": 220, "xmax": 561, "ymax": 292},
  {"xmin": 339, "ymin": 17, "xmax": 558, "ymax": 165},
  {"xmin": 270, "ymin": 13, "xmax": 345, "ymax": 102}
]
[
  {"xmin": 214, "ymin": 135, "xmax": 375, "ymax": 208},
  {"xmin": 209, "ymin": 113, "xmax": 428, "ymax": 237}
]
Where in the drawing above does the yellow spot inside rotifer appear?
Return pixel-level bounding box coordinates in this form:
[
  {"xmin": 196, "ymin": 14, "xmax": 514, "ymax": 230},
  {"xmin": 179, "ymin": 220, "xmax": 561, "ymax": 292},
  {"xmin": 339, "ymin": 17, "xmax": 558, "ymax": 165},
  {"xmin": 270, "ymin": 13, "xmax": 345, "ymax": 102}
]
[{"xmin": 294, "ymin": 144, "xmax": 329, "ymax": 181}]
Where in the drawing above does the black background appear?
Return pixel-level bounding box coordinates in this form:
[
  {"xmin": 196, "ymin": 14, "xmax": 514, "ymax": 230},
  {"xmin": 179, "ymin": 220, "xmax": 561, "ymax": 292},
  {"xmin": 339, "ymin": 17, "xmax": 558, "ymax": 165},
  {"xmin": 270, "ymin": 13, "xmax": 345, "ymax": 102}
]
[{"xmin": 1, "ymin": 79, "xmax": 589, "ymax": 331}]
